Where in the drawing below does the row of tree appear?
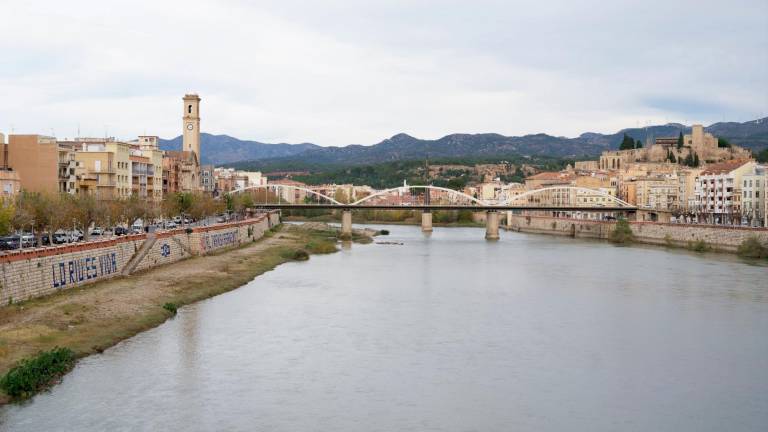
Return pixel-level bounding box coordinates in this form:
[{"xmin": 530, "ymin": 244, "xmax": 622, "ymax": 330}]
[{"xmin": 0, "ymin": 191, "xmax": 257, "ymax": 241}]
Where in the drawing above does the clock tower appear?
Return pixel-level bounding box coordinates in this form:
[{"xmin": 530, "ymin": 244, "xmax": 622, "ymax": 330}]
[{"xmin": 182, "ymin": 93, "xmax": 201, "ymax": 162}]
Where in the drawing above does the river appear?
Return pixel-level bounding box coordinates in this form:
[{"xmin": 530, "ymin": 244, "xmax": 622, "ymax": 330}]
[{"xmin": 2, "ymin": 225, "xmax": 767, "ymax": 431}]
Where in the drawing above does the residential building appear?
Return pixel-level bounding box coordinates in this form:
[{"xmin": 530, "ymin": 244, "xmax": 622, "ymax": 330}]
[
  {"xmin": 741, "ymin": 165, "xmax": 767, "ymax": 227},
  {"xmin": 72, "ymin": 139, "xmax": 132, "ymax": 200},
  {"xmin": 7, "ymin": 134, "xmax": 60, "ymax": 193},
  {"xmin": 163, "ymin": 151, "xmax": 199, "ymax": 194},
  {"xmin": 694, "ymin": 160, "xmax": 755, "ymax": 224},
  {"xmin": 134, "ymin": 136, "xmax": 164, "ymax": 201},
  {"xmin": 0, "ymin": 133, "xmax": 21, "ymax": 197},
  {"xmin": 200, "ymin": 164, "xmax": 214, "ymax": 193}
]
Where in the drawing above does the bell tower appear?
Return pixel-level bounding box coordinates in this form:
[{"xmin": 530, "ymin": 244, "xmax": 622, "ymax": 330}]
[{"xmin": 182, "ymin": 93, "xmax": 201, "ymax": 161}]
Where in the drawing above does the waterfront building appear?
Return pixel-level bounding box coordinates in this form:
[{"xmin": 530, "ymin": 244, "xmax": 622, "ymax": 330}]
[
  {"xmin": 694, "ymin": 160, "xmax": 755, "ymax": 224},
  {"xmin": 0, "ymin": 133, "xmax": 21, "ymax": 197},
  {"xmin": 134, "ymin": 136, "xmax": 164, "ymax": 202},
  {"xmin": 72, "ymin": 138, "xmax": 132, "ymax": 200},
  {"xmin": 741, "ymin": 165, "xmax": 767, "ymax": 227},
  {"xmin": 6, "ymin": 134, "xmax": 60, "ymax": 193}
]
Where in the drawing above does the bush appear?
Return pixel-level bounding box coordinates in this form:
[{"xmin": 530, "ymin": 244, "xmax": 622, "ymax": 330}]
[
  {"xmin": 306, "ymin": 240, "xmax": 337, "ymax": 254},
  {"xmin": 379, "ymin": 229, "xmax": 390, "ymax": 235},
  {"xmin": 162, "ymin": 302, "xmax": 178, "ymax": 315},
  {"xmin": 610, "ymin": 218, "xmax": 634, "ymax": 244},
  {"xmin": 688, "ymin": 240, "xmax": 710, "ymax": 253},
  {"xmin": 281, "ymin": 248, "xmax": 310, "ymax": 261},
  {"xmin": 0, "ymin": 347, "xmax": 76, "ymax": 399},
  {"xmin": 737, "ymin": 236, "xmax": 768, "ymax": 259}
]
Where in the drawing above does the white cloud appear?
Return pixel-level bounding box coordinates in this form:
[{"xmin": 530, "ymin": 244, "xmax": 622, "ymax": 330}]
[{"xmin": 1, "ymin": 0, "xmax": 766, "ymax": 145}]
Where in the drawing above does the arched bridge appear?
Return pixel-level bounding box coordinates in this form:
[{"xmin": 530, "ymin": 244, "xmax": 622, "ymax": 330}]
[{"xmin": 232, "ymin": 185, "xmax": 637, "ymax": 240}]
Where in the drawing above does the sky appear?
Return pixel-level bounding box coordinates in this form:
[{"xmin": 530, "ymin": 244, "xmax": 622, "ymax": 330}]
[{"xmin": 1, "ymin": 0, "xmax": 766, "ymax": 146}]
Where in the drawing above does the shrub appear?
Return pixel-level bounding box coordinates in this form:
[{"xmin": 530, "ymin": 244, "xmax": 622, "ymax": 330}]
[
  {"xmin": 306, "ymin": 240, "xmax": 337, "ymax": 254},
  {"xmin": 379, "ymin": 229, "xmax": 390, "ymax": 235},
  {"xmin": 0, "ymin": 347, "xmax": 76, "ymax": 399},
  {"xmin": 610, "ymin": 218, "xmax": 634, "ymax": 244},
  {"xmin": 162, "ymin": 302, "xmax": 178, "ymax": 315},
  {"xmin": 737, "ymin": 236, "xmax": 768, "ymax": 259},
  {"xmin": 281, "ymin": 248, "xmax": 310, "ymax": 261},
  {"xmin": 688, "ymin": 240, "xmax": 710, "ymax": 253}
]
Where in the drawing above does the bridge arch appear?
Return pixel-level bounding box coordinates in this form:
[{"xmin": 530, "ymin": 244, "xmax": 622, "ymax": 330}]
[
  {"xmin": 351, "ymin": 185, "xmax": 488, "ymax": 206},
  {"xmin": 231, "ymin": 184, "xmax": 343, "ymax": 205},
  {"xmin": 498, "ymin": 186, "xmax": 633, "ymax": 208}
]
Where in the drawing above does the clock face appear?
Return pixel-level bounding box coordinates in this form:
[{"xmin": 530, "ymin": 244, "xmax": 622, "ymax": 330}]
[{"xmin": 186, "ymin": 123, "xmax": 194, "ymax": 131}]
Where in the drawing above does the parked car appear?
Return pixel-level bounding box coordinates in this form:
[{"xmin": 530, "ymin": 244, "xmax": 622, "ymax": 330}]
[
  {"xmin": 114, "ymin": 226, "xmax": 129, "ymax": 236},
  {"xmin": 53, "ymin": 231, "xmax": 70, "ymax": 244},
  {"xmin": 0, "ymin": 236, "xmax": 19, "ymax": 250},
  {"xmin": 164, "ymin": 221, "xmax": 177, "ymax": 229},
  {"xmin": 90, "ymin": 227, "xmax": 105, "ymax": 236}
]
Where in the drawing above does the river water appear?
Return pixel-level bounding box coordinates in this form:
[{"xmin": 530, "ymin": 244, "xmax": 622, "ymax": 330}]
[{"xmin": 2, "ymin": 225, "xmax": 767, "ymax": 431}]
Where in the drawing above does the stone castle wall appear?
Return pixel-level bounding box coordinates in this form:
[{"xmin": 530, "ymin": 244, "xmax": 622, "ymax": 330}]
[
  {"xmin": 0, "ymin": 211, "xmax": 281, "ymax": 304},
  {"xmin": 506, "ymin": 214, "xmax": 768, "ymax": 251}
]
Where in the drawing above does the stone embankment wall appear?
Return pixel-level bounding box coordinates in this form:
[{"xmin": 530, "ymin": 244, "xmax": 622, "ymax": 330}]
[
  {"xmin": 506, "ymin": 214, "xmax": 768, "ymax": 252},
  {"xmin": 0, "ymin": 211, "xmax": 281, "ymax": 304}
]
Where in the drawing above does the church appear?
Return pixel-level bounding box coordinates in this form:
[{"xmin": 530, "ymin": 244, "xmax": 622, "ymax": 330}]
[{"xmin": 162, "ymin": 94, "xmax": 203, "ymax": 194}]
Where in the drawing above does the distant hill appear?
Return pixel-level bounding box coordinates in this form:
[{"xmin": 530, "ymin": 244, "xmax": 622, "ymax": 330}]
[
  {"xmin": 159, "ymin": 133, "xmax": 320, "ymax": 165},
  {"xmin": 159, "ymin": 118, "xmax": 768, "ymax": 167}
]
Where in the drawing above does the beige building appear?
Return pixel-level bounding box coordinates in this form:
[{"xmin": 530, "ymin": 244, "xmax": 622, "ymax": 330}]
[
  {"xmin": 71, "ymin": 139, "xmax": 132, "ymax": 200},
  {"xmin": 182, "ymin": 94, "xmax": 201, "ymax": 161},
  {"xmin": 7, "ymin": 134, "xmax": 60, "ymax": 193}
]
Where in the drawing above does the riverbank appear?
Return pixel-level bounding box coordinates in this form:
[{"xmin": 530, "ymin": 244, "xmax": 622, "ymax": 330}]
[
  {"xmin": 0, "ymin": 223, "xmax": 366, "ymax": 403},
  {"xmin": 506, "ymin": 214, "xmax": 768, "ymax": 256}
]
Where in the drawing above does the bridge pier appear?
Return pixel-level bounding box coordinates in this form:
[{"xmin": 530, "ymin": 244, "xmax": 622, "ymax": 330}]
[
  {"xmin": 485, "ymin": 211, "xmax": 500, "ymax": 240},
  {"xmin": 421, "ymin": 211, "xmax": 433, "ymax": 232},
  {"xmin": 341, "ymin": 210, "xmax": 353, "ymax": 239}
]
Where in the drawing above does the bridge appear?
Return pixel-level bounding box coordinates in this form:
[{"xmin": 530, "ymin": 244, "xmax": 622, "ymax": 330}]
[{"xmin": 233, "ymin": 185, "xmax": 637, "ymax": 240}]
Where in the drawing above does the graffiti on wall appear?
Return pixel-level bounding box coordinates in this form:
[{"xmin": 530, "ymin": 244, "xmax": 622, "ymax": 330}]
[
  {"xmin": 199, "ymin": 230, "xmax": 238, "ymax": 252},
  {"xmin": 160, "ymin": 243, "xmax": 171, "ymax": 257},
  {"xmin": 52, "ymin": 252, "xmax": 117, "ymax": 288}
]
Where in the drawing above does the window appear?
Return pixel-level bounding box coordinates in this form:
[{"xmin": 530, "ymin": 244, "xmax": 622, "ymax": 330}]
[{"xmin": 188, "ymin": 105, "xmax": 192, "ymax": 114}]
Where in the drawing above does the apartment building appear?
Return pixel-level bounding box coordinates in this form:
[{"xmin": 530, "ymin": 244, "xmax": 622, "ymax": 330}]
[
  {"xmin": 7, "ymin": 134, "xmax": 60, "ymax": 193},
  {"xmin": 72, "ymin": 139, "xmax": 132, "ymax": 200},
  {"xmin": 135, "ymin": 136, "xmax": 164, "ymax": 201},
  {"xmin": 0, "ymin": 133, "xmax": 21, "ymax": 197},
  {"xmin": 694, "ymin": 160, "xmax": 755, "ymax": 224},
  {"xmin": 741, "ymin": 165, "xmax": 767, "ymax": 227}
]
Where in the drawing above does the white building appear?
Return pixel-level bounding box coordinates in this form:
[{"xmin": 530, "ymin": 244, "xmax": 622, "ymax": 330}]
[{"xmin": 694, "ymin": 160, "xmax": 755, "ymax": 224}]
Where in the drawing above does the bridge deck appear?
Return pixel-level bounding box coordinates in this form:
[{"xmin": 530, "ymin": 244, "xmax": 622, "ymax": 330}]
[{"xmin": 255, "ymin": 204, "xmax": 637, "ymax": 211}]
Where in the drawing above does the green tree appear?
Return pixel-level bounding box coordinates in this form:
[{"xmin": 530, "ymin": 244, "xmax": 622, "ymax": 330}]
[
  {"xmin": 635, "ymin": 139, "xmax": 643, "ymax": 149},
  {"xmin": 0, "ymin": 199, "xmax": 15, "ymax": 236},
  {"xmin": 669, "ymin": 152, "xmax": 677, "ymax": 163},
  {"xmin": 677, "ymin": 131, "xmax": 684, "ymax": 149},
  {"xmin": 717, "ymin": 137, "xmax": 731, "ymax": 148},
  {"xmin": 619, "ymin": 134, "xmax": 635, "ymax": 150},
  {"xmin": 683, "ymin": 152, "xmax": 694, "ymax": 167},
  {"xmin": 693, "ymin": 152, "xmax": 700, "ymax": 167},
  {"xmin": 610, "ymin": 218, "xmax": 634, "ymax": 244}
]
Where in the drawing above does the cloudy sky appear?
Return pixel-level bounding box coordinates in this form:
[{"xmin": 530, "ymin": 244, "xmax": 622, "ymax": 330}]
[{"xmin": 1, "ymin": 0, "xmax": 766, "ymax": 145}]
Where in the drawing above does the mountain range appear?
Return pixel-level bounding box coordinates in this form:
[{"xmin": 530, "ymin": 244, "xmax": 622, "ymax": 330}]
[{"xmin": 159, "ymin": 118, "xmax": 768, "ymax": 167}]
